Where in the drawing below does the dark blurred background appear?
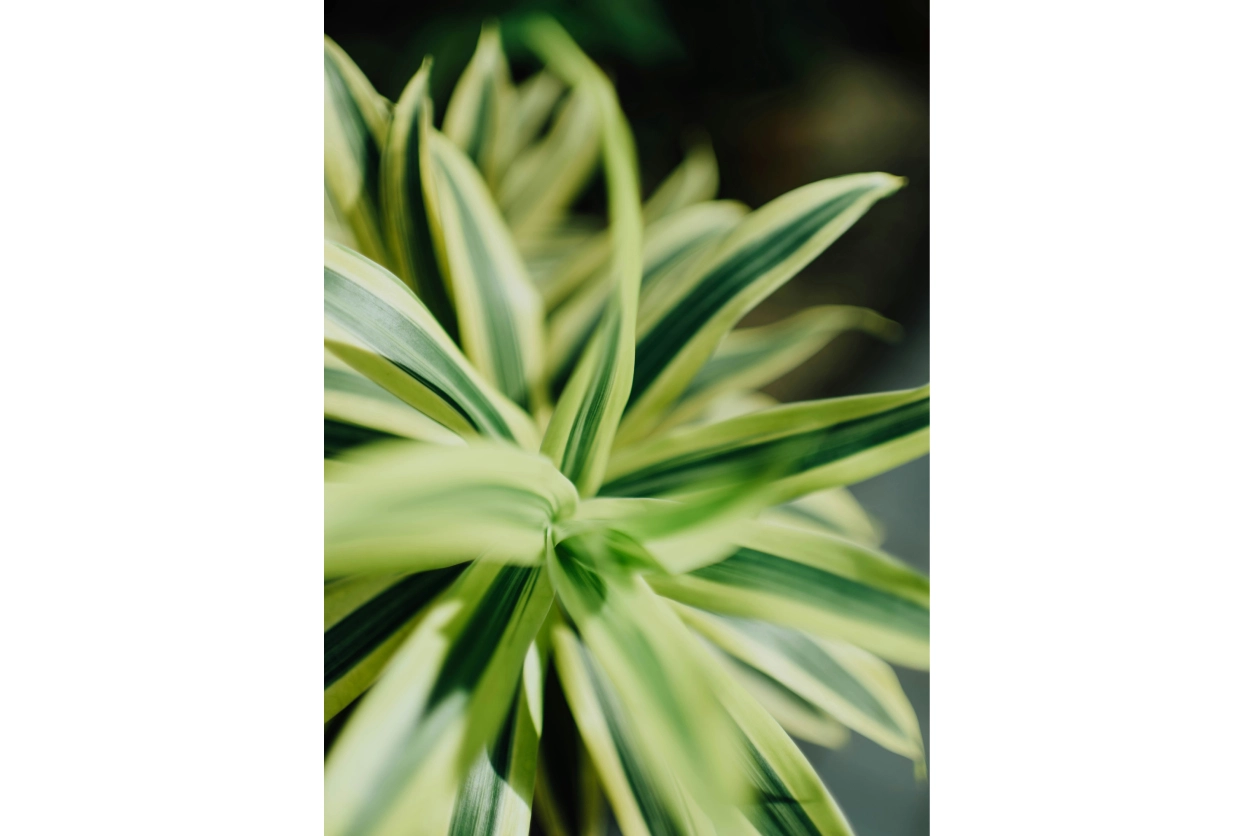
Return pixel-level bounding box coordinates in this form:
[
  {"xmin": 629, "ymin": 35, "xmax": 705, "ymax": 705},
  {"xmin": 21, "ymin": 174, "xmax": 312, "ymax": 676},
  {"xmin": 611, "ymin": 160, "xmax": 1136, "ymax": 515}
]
[{"xmin": 326, "ymin": 1, "xmax": 929, "ymax": 833}]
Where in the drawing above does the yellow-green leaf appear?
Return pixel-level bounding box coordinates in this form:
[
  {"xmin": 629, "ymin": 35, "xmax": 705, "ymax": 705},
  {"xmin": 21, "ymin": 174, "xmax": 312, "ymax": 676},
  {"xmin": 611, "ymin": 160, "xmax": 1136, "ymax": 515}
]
[
  {"xmin": 324, "ymin": 240, "xmax": 538, "ymax": 446},
  {"xmin": 617, "ymin": 172, "xmax": 904, "ymax": 445},
  {"xmin": 602, "ymin": 385, "xmax": 930, "ymax": 504},
  {"xmin": 325, "ymin": 36, "xmax": 391, "ymax": 266},
  {"xmin": 325, "ymin": 441, "xmax": 577, "ymax": 577},
  {"xmin": 325, "ymin": 560, "xmax": 554, "ymax": 836}
]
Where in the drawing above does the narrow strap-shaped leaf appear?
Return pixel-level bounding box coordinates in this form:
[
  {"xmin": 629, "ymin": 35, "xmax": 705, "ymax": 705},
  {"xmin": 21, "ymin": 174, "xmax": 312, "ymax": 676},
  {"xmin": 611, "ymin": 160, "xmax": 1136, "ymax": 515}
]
[
  {"xmin": 426, "ymin": 130, "xmax": 547, "ymax": 410},
  {"xmin": 718, "ymin": 651, "xmax": 852, "ymax": 749},
  {"xmin": 539, "ymin": 146, "xmax": 730, "ymax": 311},
  {"xmin": 447, "ymin": 643, "xmax": 544, "ymax": 836},
  {"xmin": 527, "ymin": 19, "xmax": 642, "ymax": 496},
  {"xmin": 602, "ymin": 385, "xmax": 930, "ymax": 504},
  {"xmin": 648, "ymin": 520, "xmax": 930, "ymax": 669},
  {"xmin": 324, "ymin": 240, "xmax": 538, "ymax": 447},
  {"xmin": 324, "ymin": 567, "xmax": 465, "ymax": 721},
  {"xmin": 617, "ymin": 173, "xmax": 904, "ymax": 445},
  {"xmin": 546, "ymin": 201, "xmax": 747, "ymax": 396},
  {"xmin": 325, "ymin": 351, "xmax": 465, "ymax": 452},
  {"xmin": 326, "ymin": 441, "xmax": 578, "ymax": 576},
  {"xmin": 380, "ymin": 58, "xmax": 460, "ymax": 339},
  {"xmin": 642, "ymin": 140, "xmax": 720, "ymax": 224},
  {"xmin": 497, "ymin": 83, "xmax": 600, "ymax": 244},
  {"xmin": 325, "ymin": 560, "xmax": 555, "ymax": 836},
  {"xmin": 533, "ymin": 644, "xmax": 609, "ymax": 836},
  {"xmin": 653, "ymin": 305, "xmax": 900, "ymax": 437},
  {"xmin": 759, "ymin": 487, "xmax": 884, "ymax": 547},
  {"xmin": 681, "ymin": 607, "xmax": 925, "ymax": 767},
  {"xmin": 494, "ymin": 70, "xmax": 566, "ymax": 186},
  {"xmin": 444, "ymin": 23, "xmax": 515, "ymax": 188},
  {"xmin": 685, "ymin": 625, "xmax": 857, "ymax": 836},
  {"xmin": 551, "ymin": 624, "xmax": 709, "ymax": 836},
  {"xmin": 546, "ymin": 531, "xmax": 748, "ymax": 831},
  {"xmin": 325, "ymin": 36, "xmax": 391, "ymax": 266}
]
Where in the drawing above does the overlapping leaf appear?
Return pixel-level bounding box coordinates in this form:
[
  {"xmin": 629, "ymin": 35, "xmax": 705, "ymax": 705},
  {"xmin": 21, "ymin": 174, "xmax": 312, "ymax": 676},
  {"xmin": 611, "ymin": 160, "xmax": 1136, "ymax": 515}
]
[
  {"xmin": 425, "ymin": 130, "xmax": 547, "ymax": 410},
  {"xmin": 649, "ymin": 519, "xmax": 930, "ymax": 669},
  {"xmin": 324, "ymin": 240, "xmax": 538, "ymax": 446},
  {"xmin": 325, "ymin": 441, "xmax": 577, "ymax": 577},
  {"xmin": 325, "ymin": 36, "xmax": 391, "ymax": 267},
  {"xmin": 602, "ymin": 385, "xmax": 930, "ymax": 504},
  {"xmin": 617, "ymin": 173, "xmax": 904, "ymax": 445},
  {"xmin": 680, "ymin": 606, "xmax": 925, "ymax": 768},
  {"xmin": 325, "ymin": 560, "xmax": 555, "ymax": 836},
  {"xmin": 527, "ymin": 19, "xmax": 643, "ymax": 496},
  {"xmin": 654, "ymin": 305, "xmax": 900, "ymax": 437}
]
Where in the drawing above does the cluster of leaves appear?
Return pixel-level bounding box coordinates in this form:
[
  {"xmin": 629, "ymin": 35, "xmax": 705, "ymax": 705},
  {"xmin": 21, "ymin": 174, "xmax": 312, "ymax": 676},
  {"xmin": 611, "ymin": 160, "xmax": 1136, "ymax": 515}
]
[{"xmin": 325, "ymin": 16, "xmax": 929, "ymax": 836}]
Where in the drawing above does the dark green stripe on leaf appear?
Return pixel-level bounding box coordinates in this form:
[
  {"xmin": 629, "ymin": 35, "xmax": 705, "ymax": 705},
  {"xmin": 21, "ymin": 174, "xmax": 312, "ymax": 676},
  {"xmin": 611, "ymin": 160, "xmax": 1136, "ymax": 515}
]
[
  {"xmin": 579, "ymin": 643, "xmax": 682, "ymax": 836},
  {"xmin": 324, "ymin": 565, "xmax": 465, "ymax": 688},
  {"xmin": 741, "ymin": 730, "xmax": 821, "ymax": 836},
  {"xmin": 400, "ymin": 101, "xmax": 460, "ymax": 341},
  {"xmin": 629, "ymin": 186, "xmax": 876, "ymax": 406},
  {"xmin": 325, "ymin": 53, "xmax": 381, "ymax": 210},
  {"xmin": 693, "ymin": 550, "xmax": 928, "ymax": 641},
  {"xmin": 324, "ymin": 417, "xmax": 398, "ymax": 459},
  {"xmin": 324, "ymin": 266, "xmax": 513, "ymax": 439},
  {"xmin": 435, "ymin": 153, "xmax": 528, "ymax": 409},
  {"xmin": 599, "ymin": 397, "xmax": 929, "ymax": 497},
  {"xmin": 729, "ymin": 619, "xmax": 903, "ymax": 734}
]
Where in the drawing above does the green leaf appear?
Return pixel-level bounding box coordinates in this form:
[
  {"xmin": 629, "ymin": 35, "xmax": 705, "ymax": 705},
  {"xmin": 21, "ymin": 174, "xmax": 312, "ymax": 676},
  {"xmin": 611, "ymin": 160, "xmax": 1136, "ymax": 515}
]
[
  {"xmin": 325, "ymin": 441, "xmax": 578, "ymax": 577},
  {"xmin": 324, "ymin": 240, "xmax": 538, "ymax": 447},
  {"xmin": 380, "ymin": 57, "xmax": 460, "ymax": 340},
  {"xmin": 648, "ymin": 520, "xmax": 930, "ymax": 669},
  {"xmin": 527, "ymin": 19, "xmax": 643, "ymax": 496},
  {"xmin": 324, "ymin": 567, "xmax": 465, "ymax": 722},
  {"xmin": 447, "ymin": 644, "xmax": 544, "ymax": 836},
  {"xmin": 546, "ymin": 201, "xmax": 747, "ymax": 396},
  {"xmin": 547, "ymin": 531, "xmax": 748, "ymax": 833},
  {"xmin": 685, "ymin": 626, "xmax": 857, "ymax": 836},
  {"xmin": 444, "ymin": 23, "xmax": 515, "ymax": 189},
  {"xmin": 424, "ymin": 130, "xmax": 548, "ymax": 410},
  {"xmin": 495, "ymin": 70, "xmax": 566, "ymax": 186},
  {"xmin": 538, "ymin": 144, "xmax": 729, "ymax": 311},
  {"xmin": 681, "ymin": 606, "xmax": 925, "ymax": 767},
  {"xmin": 551, "ymin": 625, "xmax": 717, "ymax": 836},
  {"xmin": 641, "ymin": 140, "xmax": 720, "ymax": 224},
  {"xmin": 497, "ymin": 83, "xmax": 600, "ymax": 244},
  {"xmin": 616, "ymin": 173, "xmax": 904, "ymax": 445},
  {"xmin": 325, "ymin": 560, "xmax": 554, "ymax": 836},
  {"xmin": 601, "ymin": 385, "xmax": 930, "ymax": 504},
  {"xmin": 325, "ymin": 36, "xmax": 391, "ymax": 267},
  {"xmin": 324, "ymin": 350, "xmax": 465, "ymax": 452},
  {"xmin": 759, "ymin": 487, "xmax": 885, "ymax": 548},
  {"xmin": 653, "ymin": 305, "xmax": 900, "ymax": 437}
]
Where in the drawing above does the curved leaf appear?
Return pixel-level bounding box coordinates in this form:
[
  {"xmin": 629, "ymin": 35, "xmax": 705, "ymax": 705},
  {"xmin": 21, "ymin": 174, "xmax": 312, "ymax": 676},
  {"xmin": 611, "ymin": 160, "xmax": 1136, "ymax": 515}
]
[
  {"xmin": 324, "ymin": 567, "xmax": 465, "ymax": 721},
  {"xmin": 325, "ymin": 560, "xmax": 554, "ymax": 836},
  {"xmin": 681, "ymin": 607, "xmax": 925, "ymax": 767},
  {"xmin": 527, "ymin": 20, "xmax": 643, "ymax": 496},
  {"xmin": 325, "ymin": 36, "xmax": 391, "ymax": 266},
  {"xmin": 648, "ymin": 520, "xmax": 930, "ymax": 669},
  {"xmin": 425, "ymin": 130, "xmax": 547, "ymax": 410},
  {"xmin": 617, "ymin": 173, "xmax": 904, "ymax": 445},
  {"xmin": 380, "ymin": 58, "xmax": 460, "ymax": 339},
  {"xmin": 325, "ymin": 441, "xmax": 578, "ymax": 577},
  {"xmin": 497, "ymin": 84, "xmax": 600, "ymax": 244},
  {"xmin": 324, "ymin": 241, "xmax": 538, "ymax": 446},
  {"xmin": 444, "ymin": 23, "xmax": 515, "ymax": 188},
  {"xmin": 653, "ymin": 305, "xmax": 900, "ymax": 436},
  {"xmin": 324, "ymin": 351, "xmax": 465, "ymax": 452},
  {"xmin": 601, "ymin": 386, "xmax": 930, "ymax": 504}
]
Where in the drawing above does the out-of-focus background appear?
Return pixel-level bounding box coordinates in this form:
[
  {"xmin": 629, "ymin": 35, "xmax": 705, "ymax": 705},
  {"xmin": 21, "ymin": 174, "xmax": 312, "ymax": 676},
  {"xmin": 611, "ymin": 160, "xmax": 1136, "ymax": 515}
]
[{"xmin": 326, "ymin": 1, "xmax": 929, "ymax": 832}]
